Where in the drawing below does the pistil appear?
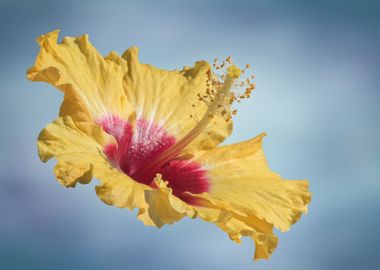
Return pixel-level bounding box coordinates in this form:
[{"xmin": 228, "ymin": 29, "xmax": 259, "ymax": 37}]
[{"xmin": 136, "ymin": 66, "xmax": 241, "ymax": 182}]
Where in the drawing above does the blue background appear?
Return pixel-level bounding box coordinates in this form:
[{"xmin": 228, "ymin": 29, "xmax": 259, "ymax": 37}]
[{"xmin": 1, "ymin": 0, "xmax": 379, "ymax": 269}]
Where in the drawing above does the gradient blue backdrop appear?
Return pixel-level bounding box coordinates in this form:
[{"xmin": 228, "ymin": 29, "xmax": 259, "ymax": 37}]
[{"xmin": 1, "ymin": 0, "xmax": 379, "ymax": 269}]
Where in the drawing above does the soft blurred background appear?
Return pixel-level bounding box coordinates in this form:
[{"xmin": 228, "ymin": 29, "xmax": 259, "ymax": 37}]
[{"xmin": 0, "ymin": 0, "xmax": 379, "ymax": 269}]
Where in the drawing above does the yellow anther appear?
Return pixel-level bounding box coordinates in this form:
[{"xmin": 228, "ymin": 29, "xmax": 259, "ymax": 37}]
[{"xmin": 226, "ymin": 65, "xmax": 241, "ymax": 79}]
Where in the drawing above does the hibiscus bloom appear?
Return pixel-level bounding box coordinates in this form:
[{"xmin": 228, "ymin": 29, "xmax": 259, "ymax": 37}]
[{"xmin": 27, "ymin": 30, "xmax": 311, "ymax": 261}]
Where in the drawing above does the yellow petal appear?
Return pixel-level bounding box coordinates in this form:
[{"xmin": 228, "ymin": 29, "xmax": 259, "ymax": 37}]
[
  {"xmin": 137, "ymin": 175, "xmax": 197, "ymax": 227},
  {"xmin": 122, "ymin": 47, "xmax": 232, "ymax": 150},
  {"xmin": 38, "ymin": 116, "xmax": 149, "ymax": 210},
  {"xmin": 27, "ymin": 30, "xmax": 134, "ymax": 122},
  {"xmin": 195, "ymin": 206, "xmax": 278, "ymax": 260},
  {"xmin": 193, "ymin": 133, "xmax": 311, "ymax": 232}
]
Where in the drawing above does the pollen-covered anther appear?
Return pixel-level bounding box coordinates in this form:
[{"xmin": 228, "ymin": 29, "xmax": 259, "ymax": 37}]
[
  {"xmin": 197, "ymin": 58, "xmax": 256, "ymax": 122},
  {"xmin": 228, "ymin": 62, "xmax": 255, "ymax": 105},
  {"xmin": 204, "ymin": 66, "xmax": 238, "ymax": 122}
]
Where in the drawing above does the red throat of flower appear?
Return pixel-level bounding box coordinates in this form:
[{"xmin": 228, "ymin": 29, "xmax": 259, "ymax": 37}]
[{"xmin": 99, "ymin": 116, "xmax": 210, "ymax": 205}]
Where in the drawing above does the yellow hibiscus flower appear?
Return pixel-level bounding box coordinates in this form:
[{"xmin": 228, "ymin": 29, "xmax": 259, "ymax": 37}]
[{"xmin": 27, "ymin": 30, "xmax": 311, "ymax": 261}]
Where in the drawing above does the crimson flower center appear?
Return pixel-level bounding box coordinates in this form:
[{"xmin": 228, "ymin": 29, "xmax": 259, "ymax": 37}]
[{"xmin": 98, "ymin": 116, "xmax": 209, "ymax": 204}]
